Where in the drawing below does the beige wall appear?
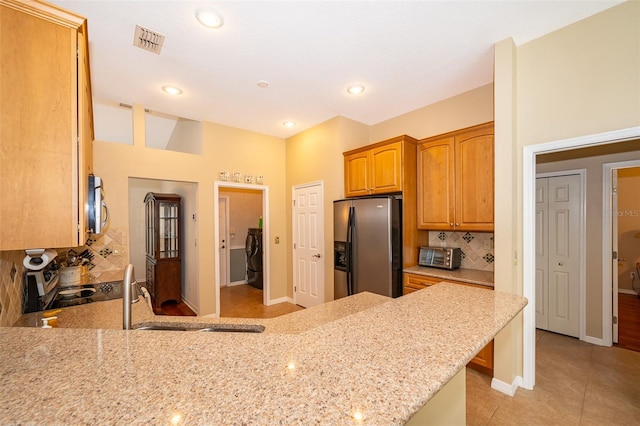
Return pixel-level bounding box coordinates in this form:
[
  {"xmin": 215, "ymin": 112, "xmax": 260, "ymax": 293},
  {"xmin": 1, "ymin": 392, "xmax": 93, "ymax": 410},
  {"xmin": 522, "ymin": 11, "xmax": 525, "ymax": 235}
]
[
  {"xmin": 93, "ymin": 104, "xmax": 286, "ymax": 316},
  {"xmin": 494, "ymin": 0, "xmax": 640, "ymax": 385},
  {"xmin": 285, "ymin": 116, "xmax": 370, "ymax": 301},
  {"xmin": 370, "ymin": 84, "xmax": 494, "ymax": 141},
  {"xmin": 536, "ymin": 145, "xmax": 640, "ymax": 334}
]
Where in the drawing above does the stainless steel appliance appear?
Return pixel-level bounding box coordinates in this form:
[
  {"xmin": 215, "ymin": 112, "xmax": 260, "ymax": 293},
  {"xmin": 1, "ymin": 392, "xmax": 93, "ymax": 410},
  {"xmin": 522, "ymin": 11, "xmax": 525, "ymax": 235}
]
[
  {"xmin": 23, "ymin": 249, "xmax": 60, "ymax": 313},
  {"xmin": 23, "ymin": 248, "xmax": 123, "ymax": 313},
  {"xmin": 333, "ymin": 196, "xmax": 402, "ymax": 299},
  {"xmin": 418, "ymin": 247, "xmax": 462, "ymax": 270},
  {"xmin": 245, "ymin": 228, "xmax": 263, "ymax": 289},
  {"xmin": 88, "ymin": 174, "xmax": 109, "ymax": 234}
]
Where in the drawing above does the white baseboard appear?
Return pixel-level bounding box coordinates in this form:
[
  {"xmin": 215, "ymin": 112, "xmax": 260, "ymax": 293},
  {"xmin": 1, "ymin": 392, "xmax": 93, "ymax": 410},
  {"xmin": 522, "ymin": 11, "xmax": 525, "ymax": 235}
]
[
  {"xmin": 181, "ymin": 297, "xmax": 198, "ymax": 315},
  {"xmin": 491, "ymin": 376, "xmax": 523, "ymax": 397},
  {"xmin": 267, "ymin": 296, "xmax": 294, "ymax": 306},
  {"xmin": 227, "ymin": 281, "xmax": 247, "ymax": 287},
  {"xmin": 582, "ymin": 335, "xmax": 606, "ymax": 346},
  {"xmin": 618, "ymin": 288, "xmax": 638, "ymax": 296}
]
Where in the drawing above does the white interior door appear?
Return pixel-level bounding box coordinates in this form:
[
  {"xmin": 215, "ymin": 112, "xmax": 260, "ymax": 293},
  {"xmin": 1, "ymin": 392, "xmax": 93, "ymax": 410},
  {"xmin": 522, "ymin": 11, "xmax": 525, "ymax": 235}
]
[
  {"xmin": 535, "ymin": 179, "xmax": 549, "ymax": 329},
  {"xmin": 218, "ymin": 196, "xmax": 229, "ymax": 287},
  {"xmin": 293, "ymin": 182, "xmax": 324, "ymax": 308},
  {"xmin": 535, "ymin": 175, "xmax": 581, "ymax": 338}
]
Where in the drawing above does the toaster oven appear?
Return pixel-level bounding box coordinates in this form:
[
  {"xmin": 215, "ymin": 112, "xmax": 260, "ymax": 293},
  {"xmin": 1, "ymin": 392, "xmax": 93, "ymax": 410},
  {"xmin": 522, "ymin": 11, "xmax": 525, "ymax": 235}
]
[{"xmin": 418, "ymin": 247, "xmax": 462, "ymax": 270}]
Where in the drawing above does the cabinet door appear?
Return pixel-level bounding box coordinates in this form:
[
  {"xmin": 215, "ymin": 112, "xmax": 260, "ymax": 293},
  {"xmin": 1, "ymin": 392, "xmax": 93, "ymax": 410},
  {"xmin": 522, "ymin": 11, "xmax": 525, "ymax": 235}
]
[
  {"xmin": 403, "ymin": 273, "xmax": 440, "ymax": 295},
  {"xmin": 344, "ymin": 151, "xmax": 370, "ymax": 197},
  {"xmin": 417, "ymin": 137, "xmax": 455, "ymax": 230},
  {"xmin": 370, "ymin": 141, "xmax": 402, "ymax": 194},
  {"xmin": 0, "ymin": 3, "xmax": 89, "ymax": 249},
  {"xmin": 455, "ymin": 128, "xmax": 494, "ymax": 231}
]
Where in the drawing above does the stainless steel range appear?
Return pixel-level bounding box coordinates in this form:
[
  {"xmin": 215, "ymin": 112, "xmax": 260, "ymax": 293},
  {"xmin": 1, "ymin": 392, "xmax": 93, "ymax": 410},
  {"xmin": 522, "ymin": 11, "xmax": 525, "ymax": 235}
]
[
  {"xmin": 23, "ymin": 249, "xmax": 123, "ymax": 313},
  {"xmin": 49, "ymin": 281, "xmax": 123, "ymax": 309}
]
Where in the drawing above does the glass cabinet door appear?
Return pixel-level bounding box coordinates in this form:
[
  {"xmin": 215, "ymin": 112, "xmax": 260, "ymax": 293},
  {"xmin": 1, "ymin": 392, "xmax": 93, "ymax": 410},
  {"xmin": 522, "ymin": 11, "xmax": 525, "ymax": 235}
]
[
  {"xmin": 158, "ymin": 201, "xmax": 179, "ymax": 259},
  {"xmin": 145, "ymin": 197, "xmax": 155, "ymax": 258}
]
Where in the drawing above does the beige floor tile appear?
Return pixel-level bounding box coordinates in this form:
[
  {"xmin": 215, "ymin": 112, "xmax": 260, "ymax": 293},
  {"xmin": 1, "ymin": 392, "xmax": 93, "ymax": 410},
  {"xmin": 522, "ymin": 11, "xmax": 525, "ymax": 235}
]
[
  {"xmin": 467, "ymin": 330, "xmax": 640, "ymax": 425},
  {"xmin": 466, "ymin": 368, "xmax": 504, "ymax": 426}
]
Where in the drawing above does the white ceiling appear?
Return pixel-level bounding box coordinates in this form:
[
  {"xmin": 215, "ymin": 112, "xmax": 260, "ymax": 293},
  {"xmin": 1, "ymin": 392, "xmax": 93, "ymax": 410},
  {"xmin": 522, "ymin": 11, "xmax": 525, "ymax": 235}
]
[{"xmin": 53, "ymin": 1, "xmax": 622, "ymax": 139}]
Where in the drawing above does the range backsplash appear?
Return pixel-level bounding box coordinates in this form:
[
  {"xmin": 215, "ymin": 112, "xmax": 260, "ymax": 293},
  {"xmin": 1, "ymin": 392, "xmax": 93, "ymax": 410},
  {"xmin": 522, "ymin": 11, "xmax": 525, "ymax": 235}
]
[
  {"xmin": 0, "ymin": 229, "xmax": 128, "ymax": 327},
  {"xmin": 428, "ymin": 231, "xmax": 494, "ymax": 271}
]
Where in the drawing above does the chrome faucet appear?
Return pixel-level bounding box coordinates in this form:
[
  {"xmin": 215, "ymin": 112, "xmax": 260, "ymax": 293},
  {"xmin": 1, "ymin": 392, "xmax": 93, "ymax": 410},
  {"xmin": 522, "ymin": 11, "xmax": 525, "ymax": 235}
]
[{"xmin": 123, "ymin": 264, "xmax": 140, "ymax": 330}]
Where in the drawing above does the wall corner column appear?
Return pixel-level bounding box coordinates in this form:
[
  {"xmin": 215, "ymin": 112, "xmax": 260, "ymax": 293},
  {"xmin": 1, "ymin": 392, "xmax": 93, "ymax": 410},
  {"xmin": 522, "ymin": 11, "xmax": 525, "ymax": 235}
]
[{"xmin": 493, "ymin": 37, "xmax": 527, "ymax": 392}]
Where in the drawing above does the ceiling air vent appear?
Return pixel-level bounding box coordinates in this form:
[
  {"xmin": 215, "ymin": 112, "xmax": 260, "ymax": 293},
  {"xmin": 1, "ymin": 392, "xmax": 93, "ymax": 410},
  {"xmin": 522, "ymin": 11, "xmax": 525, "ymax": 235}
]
[{"xmin": 133, "ymin": 24, "xmax": 165, "ymax": 55}]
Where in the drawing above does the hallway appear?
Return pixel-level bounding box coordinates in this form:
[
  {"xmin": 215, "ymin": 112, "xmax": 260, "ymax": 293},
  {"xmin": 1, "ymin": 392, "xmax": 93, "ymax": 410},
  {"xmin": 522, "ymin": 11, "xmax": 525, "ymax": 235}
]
[{"xmin": 220, "ymin": 284, "xmax": 304, "ymax": 318}]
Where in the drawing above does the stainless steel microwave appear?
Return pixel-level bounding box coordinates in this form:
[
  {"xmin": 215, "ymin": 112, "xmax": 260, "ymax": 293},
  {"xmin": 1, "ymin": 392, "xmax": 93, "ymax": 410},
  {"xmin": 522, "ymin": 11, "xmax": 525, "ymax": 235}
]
[
  {"xmin": 88, "ymin": 175, "xmax": 108, "ymax": 234},
  {"xmin": 418, "ymin": 247, "xmax": 462, "ymax": 270}
]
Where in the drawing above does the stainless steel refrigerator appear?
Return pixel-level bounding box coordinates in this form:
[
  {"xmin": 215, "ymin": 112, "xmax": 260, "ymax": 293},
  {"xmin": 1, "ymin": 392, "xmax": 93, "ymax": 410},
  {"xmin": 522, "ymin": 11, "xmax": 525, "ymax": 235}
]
[{"xmin": 333, "ymin": 196, "xmax": 402, "ymax": 299}]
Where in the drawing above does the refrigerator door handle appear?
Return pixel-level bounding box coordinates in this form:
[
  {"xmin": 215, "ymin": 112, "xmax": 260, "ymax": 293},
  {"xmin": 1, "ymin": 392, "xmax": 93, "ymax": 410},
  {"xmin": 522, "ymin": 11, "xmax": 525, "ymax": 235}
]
[{"xmin": 346, "ymin": 206, "xmax": 355, "ymax": 296}]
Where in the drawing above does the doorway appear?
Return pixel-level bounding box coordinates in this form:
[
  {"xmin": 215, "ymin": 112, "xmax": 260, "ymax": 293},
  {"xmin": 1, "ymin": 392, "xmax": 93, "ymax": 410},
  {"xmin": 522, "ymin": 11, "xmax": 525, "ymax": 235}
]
[
  {"xmin": 214, "ymin": 181, "xmax": 269, "ymax": 316},
  {"xmin": 604, "ymin": 162, "xmax": 640, "ymax": 347},
  {"xmin": 523, "ymin": 126, "xmax": 640, "ymax": 390}
]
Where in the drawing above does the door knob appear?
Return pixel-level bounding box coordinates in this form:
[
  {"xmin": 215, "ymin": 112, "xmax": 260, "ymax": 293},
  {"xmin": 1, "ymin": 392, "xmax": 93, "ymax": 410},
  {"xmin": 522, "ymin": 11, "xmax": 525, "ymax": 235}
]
[
  {"xmin": 312, "ymin": 253, "xmax": 321, "ymax": 259},
  {"xmin": 558, "ymin": 262, "xmax": 563, "ymax": 266}
]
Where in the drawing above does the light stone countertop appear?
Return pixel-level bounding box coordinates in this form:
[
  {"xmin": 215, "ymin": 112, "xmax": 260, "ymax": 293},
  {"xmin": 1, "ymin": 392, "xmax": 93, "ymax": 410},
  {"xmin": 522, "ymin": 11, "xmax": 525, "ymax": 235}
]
[
  {"xmin": 404, "ymin": 266, "xmax": 494, "ymax": 288},
  {"xmin": 1, "ymin": 284, "xmax": 526, "ymax": 425}
]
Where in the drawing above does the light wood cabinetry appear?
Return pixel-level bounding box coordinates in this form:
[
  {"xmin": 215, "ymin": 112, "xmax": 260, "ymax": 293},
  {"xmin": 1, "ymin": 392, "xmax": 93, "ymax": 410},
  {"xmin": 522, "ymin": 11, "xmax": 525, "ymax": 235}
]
[
  {"xmin": 0, "ymin": 0, "xmax": 94, "ymax": 250},
  {"xmin": 344, "ymin": 136, "xmax": 428, "ymax": 268},
  {"xmin": 403, "ymin": 272, "xmax": 494, "ymax": 375},
  {"xmin": 417, "ymin": 122, "xmax": 494, "ymax": 232},
  {"xmin": 344, "ymin": 137, "xmax": 410, "ymax": 197},
  {"xmin": 145, "ymin": 193, "xmax": 182, "ymax": 312}
]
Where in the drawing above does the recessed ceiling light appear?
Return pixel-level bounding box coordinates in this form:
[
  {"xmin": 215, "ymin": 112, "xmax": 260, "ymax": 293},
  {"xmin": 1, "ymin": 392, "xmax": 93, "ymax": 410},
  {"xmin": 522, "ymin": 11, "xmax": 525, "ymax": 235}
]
[
  {"xmin": 162, "ymin": 85, "xmax": 182, "ymax": 95},
  {"xmin": 283, "ymin": 121, "xmax": 296, "ymax": 128},
  {"xmin": 196, "ymin": 9, "xmax": 223, "ymax": 29},
  {"xmin": 347, "ymin": 84, "xmax": 365, "ymax": 95},
  {"xmin": 257, "ymin": 80, "xmax": 270, "ymax": 88}
]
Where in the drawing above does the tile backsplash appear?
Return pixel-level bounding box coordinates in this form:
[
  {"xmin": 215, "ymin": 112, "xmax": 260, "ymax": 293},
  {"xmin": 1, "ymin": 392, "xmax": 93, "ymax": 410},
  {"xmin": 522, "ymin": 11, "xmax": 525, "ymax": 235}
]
[
  {"xmin": 0, "ymin": 228, "xmax": 128, "ymax": 327},
  {"xmin": 428, "ymin": 231, "xmax": 494, "ymax": 271},
  {"xmin": 0, "ymin": 250, "xmax": 27, "ymax": 327}
]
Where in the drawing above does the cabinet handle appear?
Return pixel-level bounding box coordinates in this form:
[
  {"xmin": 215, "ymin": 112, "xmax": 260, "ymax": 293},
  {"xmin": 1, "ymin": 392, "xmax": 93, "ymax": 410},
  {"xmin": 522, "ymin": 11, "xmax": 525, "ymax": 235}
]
[
  {"xmin": 450, "ymin": 223, "xmax": 454, "ymax": 226},
  {"xmin": 455, "ymin": 223, "xmax": 460, "ymax": 226}
]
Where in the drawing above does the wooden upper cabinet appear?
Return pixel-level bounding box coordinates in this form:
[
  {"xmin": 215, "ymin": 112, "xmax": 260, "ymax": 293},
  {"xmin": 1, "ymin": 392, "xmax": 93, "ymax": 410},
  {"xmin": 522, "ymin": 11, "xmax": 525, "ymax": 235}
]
[
  {"xmin": 344, "ymin": 137, "xmax": 415, "ymax": 197},
  {"xmin": 417, "ymin": 122, "xmax": 494, "ymax": 231},
  {"xmin": 455, "ymin": 126, "xmax": 494, "ymax": 231},
  {"xmin": 370, "ymin": 141, "xmax": 402, "ymax": 194},
  {"xmin": 344, "ymin": 151, "xmax": 371, "ymax": 197},
  {"xmin": 417, "ymin": 137, "xmax": 455, "ymax": 230},
  {"xmin": 0, "ymin": 0, "xmax": 94, "ymax": 250}
]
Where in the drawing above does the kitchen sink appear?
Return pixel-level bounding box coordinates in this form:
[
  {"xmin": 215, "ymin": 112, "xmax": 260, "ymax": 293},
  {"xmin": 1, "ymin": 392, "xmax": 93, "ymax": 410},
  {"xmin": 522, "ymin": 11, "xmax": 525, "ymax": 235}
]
[{"xmin": 133, "ymin": 322, "xmax": 264, "ymax": 333}]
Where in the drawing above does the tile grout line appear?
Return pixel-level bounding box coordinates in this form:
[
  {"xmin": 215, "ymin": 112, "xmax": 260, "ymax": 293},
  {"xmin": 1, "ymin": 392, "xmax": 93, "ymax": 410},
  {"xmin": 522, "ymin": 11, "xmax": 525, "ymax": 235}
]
[{"xmin": 577, "ymin": 346, "xmax": 594, "ymax": 425}]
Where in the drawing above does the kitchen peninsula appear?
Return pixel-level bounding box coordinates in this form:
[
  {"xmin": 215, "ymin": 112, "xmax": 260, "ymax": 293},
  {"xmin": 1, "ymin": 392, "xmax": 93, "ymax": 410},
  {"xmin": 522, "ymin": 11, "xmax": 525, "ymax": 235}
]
[{"xmin": 1, "ymin": 283, "xmax": 526, "ymax": 425}]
